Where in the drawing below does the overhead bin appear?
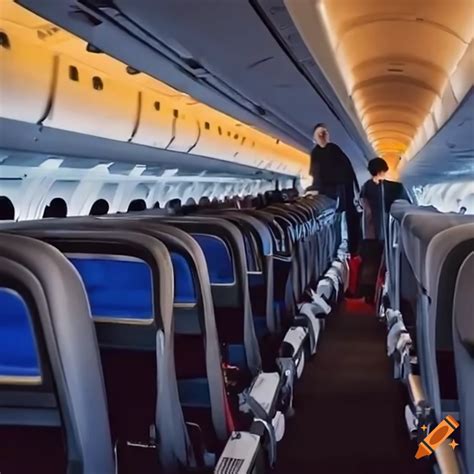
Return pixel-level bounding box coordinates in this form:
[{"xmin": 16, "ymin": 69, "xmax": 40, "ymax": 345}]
[
  {"xmin": 166, "ymin": 107, "xmax": 200, "ymax": 153},
  {"xmin": 0, "ymin": 22, "xmax": 54, "ymax": 123},
  {"xmin": 237, "ymin": 136, "xmax": 261, "ymax": 168},
  {"xmin": 0, "ymin": 1, "xmax": 310, "ymax": 179},
  {"xmin": 44, "ymin": 56, "xmax": 138, "ymax": 141},
  {"xmin": 450, "ymin": 42, "xmax": 473, "ymax": 104},
  {"xmin": 191, "ymin": 118, "xmax": 239, "ymax": 161},
  {"xmin": 131, "ymin": 90, "xmax": 174, "ymax": 149},
  {"xmin": 432, "ymin": 86, "xmax": 458, "ymax": 130},
  {"xmin": 422, "ymin": 113, "xmax": 437, "ymax": 142}
]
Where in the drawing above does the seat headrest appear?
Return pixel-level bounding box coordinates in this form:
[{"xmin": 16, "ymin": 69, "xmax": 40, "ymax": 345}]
[
  {"xmin": 401, "ymin": 214, "xmax": 474, "ymax": 287},
  {"xmin": 69, "ymin": 255, "xmax": 154, "ymax": 323},
  {"xmin": 390, "ymin": 201, "xmax": 438, "ymax": 222},
  {"xmin": 191, "ymin": 234, "xmax": 234, "ymax": 284}
]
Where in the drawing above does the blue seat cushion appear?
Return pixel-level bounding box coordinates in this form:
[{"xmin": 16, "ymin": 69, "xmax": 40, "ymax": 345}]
[
  {"xmin": 69, "ymin": 256, "xmax": 153, "ymax": 321},
  {"xmin": 192, "ymin": 234, "xmax": 234, "ymax": 284},
  {"xmin": 0, "ymin": 288, "xmax": 40, "ymax": 378}
]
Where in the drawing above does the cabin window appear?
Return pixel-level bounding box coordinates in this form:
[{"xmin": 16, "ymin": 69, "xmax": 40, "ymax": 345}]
[
  {"xmin": 241, "ymin": 137, "xmax": 246, "ymax": 145},
  {"xmin": 89, "ymin": 199, "xmax": 109, "ymax": 216},
  {"xmin": 204, "ymin": 121, "xmax": 210, "ymax": 130},
  {"xmin": 0, "ymin": 196, "xmax": 15, "ymax": 220},
  {"xmin": 227, "ymin": 131, "xmax": 231, "ymax": 137},
  {"xmin": 218, "ymin": 126, "xmax": 222, "ymax": 135},
  {"xmin": 154, "ymin": 101, "xmax": 161, "ymax": 111},
  {"xmin": 127, "ymin": 199, "xmax": 147, "ymax": 212},
  {"xmin": 92, "ymin": 76, "xmax": 104, "ymax": 91},
  {"xmin": 173, "ymin": 109, "xmax": 179, "ymax": 118},
  {"xmin": 234, "ymin": 134, "xmax": 239, "ymax": 140},
  {"xmin": 43, "ymin": 198, "xmax": 67, "ymax": 218},
  {"xmin": 69, "ymin": 66, "xmax": 79, "ymax": 82}
]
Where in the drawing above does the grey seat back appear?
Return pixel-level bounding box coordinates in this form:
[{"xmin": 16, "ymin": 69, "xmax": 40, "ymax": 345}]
[
  {"xmin": 452, "ymin": 252, "xmax": 474, "ymax": 474},
  {"xmin": 95, "ymin": 217, "xmax": 230, "ymax": 444},
  {"xmin": 1, "ymin": 224, "xmax": 191, "ymax": 470},
  {"xmin": 0, "ymin": 234, "xmax": 114, "ymax": 474},
  {"xmin": 421, "ymin": 222, "xmax": 474, "ymax": 421},
  {"xmin": 388, "ymin": 201, "xmax": 439, "ymax": 309},
  {"xmin": 400, "ymin": 216, "xmax": 474, "ymax": 422},
  {"xmin": 159, "ymin": 215, "xmax": 262, "ymax": 377}
]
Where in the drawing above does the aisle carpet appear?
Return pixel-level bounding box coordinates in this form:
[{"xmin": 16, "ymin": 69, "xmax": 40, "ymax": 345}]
[{"xmin": 275, "ymin": 298, "xmax": 433, "ymax": 474}]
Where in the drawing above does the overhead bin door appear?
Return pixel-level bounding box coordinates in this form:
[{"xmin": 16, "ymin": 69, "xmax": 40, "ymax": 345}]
[
  {"xmin": 44, "ymin": 56, "xmax": 137, "ymax": 141},
  {"xmin": 0, "ymin": 24, "xmax": 54, "ymax": 123},
  {"xmin": 432, "ymin": 86, "xmax": 458, "ymax": 129},
  {"xmin": 233, "ymin": 134, "xmax": 258, "ymax": 167},
  {"xmin": 131, "ymin": 90, "xmax": 174, "ymax": 148},
  {"xmin": 450, "ymin": 43, "xmax": 473, "ymax": 103},
  {"xmin": 166, "ymin": 107, "xmax": 200, "ymax": 153},
  {"xmin": 191, "ymin": 120, "xmax": 239, "ymax": 161}
]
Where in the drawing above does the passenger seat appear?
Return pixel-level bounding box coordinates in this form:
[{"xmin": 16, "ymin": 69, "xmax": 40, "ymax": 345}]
[{"xmin": 0, "ymin": 233, "xmax": 114, "ymax": 473}]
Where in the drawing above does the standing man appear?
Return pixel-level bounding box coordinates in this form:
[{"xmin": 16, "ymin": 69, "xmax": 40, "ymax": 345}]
[{"xmin": 310, "ymin": 123, "xmax": 360, "ymax": 254}]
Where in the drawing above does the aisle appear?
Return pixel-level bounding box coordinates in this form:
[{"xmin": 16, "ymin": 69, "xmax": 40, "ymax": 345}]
[{"xmin": 275, "ymin": 298, "xmax": 432, "ymax": 474}]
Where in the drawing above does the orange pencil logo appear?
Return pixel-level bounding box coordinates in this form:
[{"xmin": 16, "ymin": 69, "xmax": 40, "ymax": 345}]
[{"xmin": 415, "ymin": 415, "xmax": 459, "ymax": 459}]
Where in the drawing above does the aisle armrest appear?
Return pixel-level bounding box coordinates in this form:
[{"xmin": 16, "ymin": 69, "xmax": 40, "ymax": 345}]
[
  {"xmin": 434, "ymin": 440, "xmax": 461, "ymax": 474},
  {"xmin": 408, "ymin": 374, "xmax": 425, "ymax": 407},
  {"xmin": 280, "ymin": 326, "xmax": 307, "ymax": 376},
  {"xmin": 214, "ymin": 432, "xmax": 261, "ymax": 474},
  {"xmin": 247, "ymin": 372, "xmax": 281, "ymax": 417}
]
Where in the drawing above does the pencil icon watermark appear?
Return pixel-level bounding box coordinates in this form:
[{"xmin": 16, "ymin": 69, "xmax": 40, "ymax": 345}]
[{"xmin": 415, "ymin": 415, "xmax": 459, "ymax": 459}]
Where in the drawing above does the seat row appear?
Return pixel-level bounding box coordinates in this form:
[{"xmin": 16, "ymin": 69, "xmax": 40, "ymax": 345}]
[
  {"xmin": 380, "ymin": 200, "xmax": 474, "ymax": 474},
  {"xmin": 0, "ymin": 192, "xmax": 350, "ymax": 473}
]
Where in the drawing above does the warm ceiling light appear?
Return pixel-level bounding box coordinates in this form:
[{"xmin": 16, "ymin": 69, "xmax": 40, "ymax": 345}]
[{"xmin": 316, "ymin": 0, "xmax": 473, "ymax": 169}]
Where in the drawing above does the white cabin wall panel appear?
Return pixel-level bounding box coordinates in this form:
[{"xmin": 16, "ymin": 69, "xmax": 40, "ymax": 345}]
[{"xmin": 44, "ymin": 179, "xmax": 78, "ymax": 213}]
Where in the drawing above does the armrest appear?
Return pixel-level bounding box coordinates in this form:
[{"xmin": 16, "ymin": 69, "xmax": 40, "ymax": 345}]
[
  {"xmin": 316, "ymin": 278, "xmax": 333, "ymax": 300},
  {"xmin": 296, "ymin": 304, "xmax": 322, "ymax": 356},
  {"xmin": 387, "ymin": 320, "xmax": 408, "ymax": 356},
  {"xmin": 434, "ymin": 440, "xmax": 461, "ymax": 474},
  {"xmin": 241, "ymin": 374, "xmax": 286, "ymax": 468},
  {"xmin": 408, "ymin": 374, "xmax": 425, "ymax": 407},
  {"xmin": 280, "ymin": 326, "xmax": 307, "ymax": 375},
  {"xmin": 214, "ymin": 432, "xmax": 261, "ymax": 474},
  {"xmin": 247, "ymin": 372, "xmax": 281, "ymax": 418},
  {"xmin": 281, "ymin": 326, "xmax": 307, "ymax": 359},
  {"xmin": 308, "ymin": 291, "xmax": 332, "ymax": 315},
  {"xmin": 386, "ymin": 309, "xmax": 402, "ymax": 327}
]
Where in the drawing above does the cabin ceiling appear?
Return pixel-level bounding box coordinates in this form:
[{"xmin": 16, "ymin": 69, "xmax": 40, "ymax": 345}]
[{"xmin": 311, "ymin": 0, "xmax": 473, "ymax": 164}]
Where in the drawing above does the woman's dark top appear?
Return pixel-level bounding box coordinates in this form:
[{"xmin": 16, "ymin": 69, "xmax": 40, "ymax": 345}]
[{"xmin": 360, "ymin": 179, "xmax": 410, "ymax": 240}]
